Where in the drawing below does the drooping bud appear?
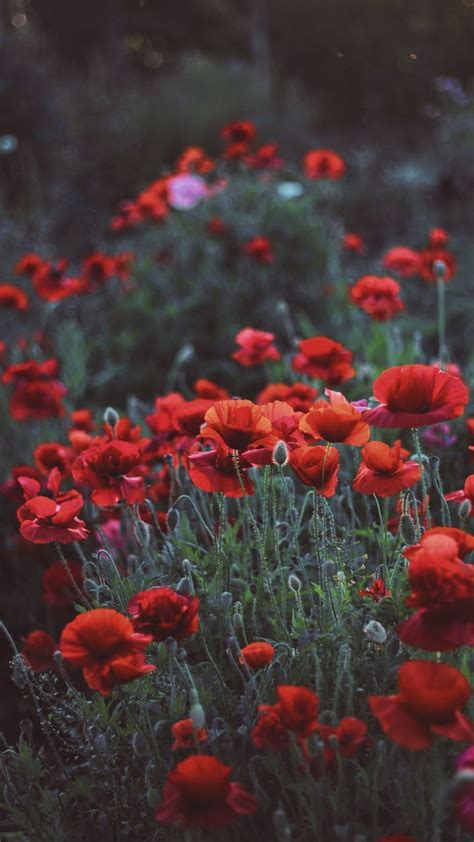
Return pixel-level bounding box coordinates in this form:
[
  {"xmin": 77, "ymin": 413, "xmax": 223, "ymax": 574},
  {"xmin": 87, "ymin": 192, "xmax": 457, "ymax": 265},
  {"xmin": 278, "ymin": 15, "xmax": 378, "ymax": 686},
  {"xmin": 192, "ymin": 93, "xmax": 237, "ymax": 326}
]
[
  {"xmin": 459, "ymin": 499, "xmax": 472, "ymax": 521},
  {"xmin": 399, "ymin": 513, "xmax": 417, "ymax": 545},
  {"xmin": 288, "ymin": 574, "xmax": 302, "ymax": 593},
  {"xmin": 363, "ymin": 620, "xmax": 387, "ymax": 644},
  {"xmin": 176, "ymin": 576, "xmax": 192, "ymax": 595},
  {"xmin": 433, "ymin": 258, "xmax": 447, "ymax": 282},
  {"xmin": 219, "ymin": 592, "xmax": 233, "ymax": 612},
  {"xmin": 166, "ymin": 507, "xmax": 180, "ymax": 532}
]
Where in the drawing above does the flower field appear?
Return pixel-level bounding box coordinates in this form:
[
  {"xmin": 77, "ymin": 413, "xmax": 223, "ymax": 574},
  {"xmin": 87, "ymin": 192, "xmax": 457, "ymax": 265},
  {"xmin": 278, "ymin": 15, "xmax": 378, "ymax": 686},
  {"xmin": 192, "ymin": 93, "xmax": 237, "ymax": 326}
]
[{"xmin": 0, "ymin": 121, "xmax": 473, "ymax": 842}]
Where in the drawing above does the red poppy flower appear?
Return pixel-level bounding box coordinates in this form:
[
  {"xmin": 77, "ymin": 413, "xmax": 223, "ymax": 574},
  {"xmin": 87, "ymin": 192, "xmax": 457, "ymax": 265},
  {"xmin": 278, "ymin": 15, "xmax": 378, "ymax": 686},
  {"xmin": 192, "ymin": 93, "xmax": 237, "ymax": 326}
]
[
  {"xmin": 194, "ymin": 378, "xmax": 230, "ymax": 401},
  {"xmin": 42, "ymin": 560, "xmax": 84, "ymax": 607},
  {"xmin": 382, "ymin": 247, "xmax": 421, "ymax": 277},
  {"xmin": 113, "ymin": 252, "xmax": 135, "ymax": 284},
  {"xmin": 221, "ymin": 120, "xmax": 257, "ymax": 145},
  {"xmin": 60, "ymin": 608, "xmax": 155, "ymax": 695},
  {"xmin": 303, "ymin": 148, "xmax": 345, "ymax": 180},
  {"xmin": 171, "ymin": 718, "xmax": 208, "ymax": 750},
  {"xmin": 9, "ymin": 379, "xmax": 67, "ymax": 421},
  {"xmin": 155, "ymin": 754, "xmax": 257, "ymax": 828},
  {"xmin": 128, "ymin": 587, "xmax": 199, "ymax": 642},
  {"xmin": 188, "ymin": 446, "xmax": 255, "ymax": 497},
  {"xmin": 240, "ymin": 642, "xmax": 275, "ymax": 669},
  {"xmin": 428, "ymin": 228, "xmax": 449, "ymax": 247},
  {"xmin": 300, "ymin": 390, "xmax": 370, "ymax": 446},
  {"xmin": 276, "ymin": 685, "xmax": 319, "ymax": 738},
  {"xmin": 17, "ymin": 468, "xmax": 88, "ymax": 544},
  {"xmin": 103, "ymin": 417, "xmax": 150, "ymax": 451},
  {"xmin": 252, "ymin": 706, "xmax": 290, "ymax": 751},
  {"xmin": 200, "ymin": 399, "xmax": 276, "ymax": 453},
  {"xmin": 445, "ymin": 474, "xmax": 474, "ymax": 516},
  {"xmin": 14, "ymin": 253, "xmax": 44, "ymax": 277},
  {"xmin": 318, "ymin": 717, "xmax": 369, "ymax": 765},
  {"xmin": 34, "ymin": 442, "xmax": 73, "ymax": 477},
  {"xmin": 222, "ymin": 141, "xmax": 250, "ymax": 160},
  {"xmin": 413, "ymin": 526, "xmax": 474, "ymax": 559},
  {"xmin": 232, "ymin": 327, "xmax": 280, "ymax": 367},
  {"xmin": 349, "ymin": 275, "xmax": 404, "ymax": 321},
  {"xmin": 353, "ymin": 440, "xmax": 421, "ymax": 497},
  {"xmin": 21, "ymin": 630, "xmax": 57, "ymax": 671},
  {"xmin": 396, "ymin": 534, "xmax": 474, "ymax": 651},
  {"xmin": 369, "ymin": 660, "xmax": 474, "ymax": 750},
  {"xmin": 418, "ymin": 248, "xmax": 456, "ymax": 282},
  {"xmin": 71, "ymin": 440, "xmax": 145, "ymax": 507},
  {"xmin": 359, "ymin": 577, "xmax": 392, "ymax": 601},
  {"xmin": 176, "ymin": 146, "xmax": 214, "ymax": 174},
  {"xmin": 343, "ymin": 233, "xmax": 365, "ymax": 254},
  {"xmin": 364, "ymin": 364, "xmax": 469, "ymax": 428},
  {"xmin": 32, "ymin": 261, "xmax": 86, "ymax": 301},
  {"xmin": 246, "ymin": 143, "xmax": 282, "ymax": 170},
  {"xmin": 256, "ymin": 382, "xmax": 319, "ymax": 412},
  {"xmin": 206, "ymin": 217, "xmax": 230, "ymax": 238},
  {"xmin": 242, "ymin": 236, "xmax": 274, "ymax": 263},
  {"xmin": 0, "ymin": 284, "xmax": 28, "ymax": 310},
  {"xmin": 70, "ymin": 409, "xmax": 95, "ymax": 432},
  {"xmin": 259, "ymin": 400, "xmax": 305, "ymax": 450},
  {"xmin": 80, "ymin": 253, "xmax": 116, "ymax": 289},
  {"xmin": 172, "ymin": 399, "xmax": 216, "ymax": 444},
  {"xmin": 292, "ymin": 336, "xmax": 355, "ymax": 385},
  {"xmin": 289, "ymin": 445, "xmax": 339, "ymax": 496}
]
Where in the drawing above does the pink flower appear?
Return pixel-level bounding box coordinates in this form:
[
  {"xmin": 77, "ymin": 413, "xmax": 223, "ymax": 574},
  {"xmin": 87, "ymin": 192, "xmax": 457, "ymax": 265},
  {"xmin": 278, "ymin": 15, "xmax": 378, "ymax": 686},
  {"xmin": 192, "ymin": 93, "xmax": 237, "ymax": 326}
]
[{"xmin": 167, "ymin": 175, "xmax": 209, "ymax": 210}]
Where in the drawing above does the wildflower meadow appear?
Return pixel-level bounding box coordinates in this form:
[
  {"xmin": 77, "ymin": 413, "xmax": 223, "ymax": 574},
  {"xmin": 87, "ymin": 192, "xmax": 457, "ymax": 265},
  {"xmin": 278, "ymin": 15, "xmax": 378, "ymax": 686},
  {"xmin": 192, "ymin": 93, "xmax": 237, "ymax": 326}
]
[{"xmin": 0, "ymin": 118, "xmax": 473, "ymax": 842}]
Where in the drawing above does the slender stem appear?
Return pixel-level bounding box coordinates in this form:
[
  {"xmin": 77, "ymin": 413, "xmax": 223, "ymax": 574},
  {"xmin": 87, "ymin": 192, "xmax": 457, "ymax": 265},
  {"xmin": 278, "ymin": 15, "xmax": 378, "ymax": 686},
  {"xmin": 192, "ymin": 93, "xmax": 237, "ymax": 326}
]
[
  {"xmin": 411, "ymin": 428, "xmax": 432, "ymax": 527},
  {"xmin": 437, "ymin": 276, "xmax": 447, "ymax": 368}
]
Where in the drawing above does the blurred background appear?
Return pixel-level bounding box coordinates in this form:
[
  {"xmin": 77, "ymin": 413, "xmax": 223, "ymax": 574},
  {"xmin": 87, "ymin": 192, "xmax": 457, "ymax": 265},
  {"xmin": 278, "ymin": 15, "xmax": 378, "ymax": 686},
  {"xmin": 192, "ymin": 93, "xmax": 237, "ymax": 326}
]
[{"xmin": 1, "ymin": 0, "xmax": 474, "ymax": 255}]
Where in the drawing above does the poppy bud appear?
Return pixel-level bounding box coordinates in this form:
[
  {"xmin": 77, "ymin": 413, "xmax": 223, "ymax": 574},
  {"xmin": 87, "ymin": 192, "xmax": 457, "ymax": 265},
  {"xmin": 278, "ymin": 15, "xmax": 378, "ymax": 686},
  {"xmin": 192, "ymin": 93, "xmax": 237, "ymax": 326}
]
[
  {"xmin": 433, "ymin": 258, "xmax": 447, "ymax": 281},
  {"xmin": 363, "ymin": 620, "xmax": 387, "ymax": 644},
  {"xmin": 166, "ymin": 507, "xmax": 180, "ymax": 532},
  {"xmin": 399, "ymin": 513, "xmax": 417, "ymax": 545},
  {"xmin": 273, "ymin": 804, "xmax": 292, "ymax": 841},
  {"xmin": 135, "ymin": 518, "xmax": 150, "ymax": 547},
  {"xmin": 288, "ymin": 574, "xmax": 302, "ymax": 593},
  {"xmin": 219, "ymin": 592, "xmax": 233, "ymax": 612},
  {"xmin": 132, "ymin": 732, "xmax": 148, "ymax": 757},
  {"xmin": 103, "ymin": 406, "xmax": 119, "ymax": 429},
  {"xmin": 323, "ymin": 560, "xmax": 337, "ymax": 578},
  {"xmin": 190, "ymin": 702, "xmax": 206, "ymax": 730},
  {"xmin": 459, "ymin": 499, "xmax": 472, "ymax": 520},
  {"xmin": 164, "ymin": 637, "xmax": 178, "ymax": 656},
  {"xmin": 272, "ymin": 440, "xmax": 289, "ymax": 467},
  {"xmin": 176, "ymin": 576, "xmax": 192, "ymax": 595},
  {"xmin": 147, "ymin": 789, "xmax": 161, "ymax": 809},
  {"xmin": 175, "ymin": 343, "xmax": 194, "ymax": 366}
]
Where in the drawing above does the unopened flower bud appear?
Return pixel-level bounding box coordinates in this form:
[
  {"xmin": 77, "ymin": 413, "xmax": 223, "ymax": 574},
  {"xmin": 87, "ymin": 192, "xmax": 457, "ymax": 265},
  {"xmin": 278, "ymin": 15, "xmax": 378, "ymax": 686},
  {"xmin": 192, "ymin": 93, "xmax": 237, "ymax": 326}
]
[
  {"xmin": 164, "ymin": 637, "xmax": 177, "ymax": 656},
  {"xmin": 399, "ymin": 513, "xmax": 417, "ymax": 545},
  {"xmin": 363, "ymin": 620, "xmax": 387, "ymax": 644},
  {"xmin": 175, "ymin": 343, "xmax": 194, "ymax": 366},
  {"xmin": 272, "ymin": 440, "xmax": 289, "ymax": 467},
  {"xmin": 273, "ymin": 803, "xmax": 292, "ymax": 841},
  {"xmin": 103, "ymin": 406, "xmax": 119, "ymax": 429},
  {"xmin": 219, "ymin": 592, "xmax": 233, "ymax": 612},
  {"xmin": 459, "ymin": 499, "xmax": 472, "ymax": 520},
  {"xmin": 288, "ymin": 574, "xmax": 302, "ymax": 593},
  {"xmin": 190, "ymin": 702, "xmax": 206, "ymax": 730},
  {"xmin": 433, "ymin": 259, "xmax": 447, "ymax": 281},
  {"xmin": 176, "ymin": 576, "xmax": 192, "ymax": 595},
  {"xmin": 166, "ymin": 508, "xmax": 180, "ymax": 532},
  {"xmin": 135, "ymin": 518, "xmax": 150, "ymax": 547}
]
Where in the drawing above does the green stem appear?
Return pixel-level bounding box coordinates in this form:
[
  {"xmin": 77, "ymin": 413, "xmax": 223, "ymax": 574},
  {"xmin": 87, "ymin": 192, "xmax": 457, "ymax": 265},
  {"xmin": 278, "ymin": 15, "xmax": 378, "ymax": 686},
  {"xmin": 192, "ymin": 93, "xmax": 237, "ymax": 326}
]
[{"xmin": 437, "ymin": 276, "xmax": 447, "ymax": 368}]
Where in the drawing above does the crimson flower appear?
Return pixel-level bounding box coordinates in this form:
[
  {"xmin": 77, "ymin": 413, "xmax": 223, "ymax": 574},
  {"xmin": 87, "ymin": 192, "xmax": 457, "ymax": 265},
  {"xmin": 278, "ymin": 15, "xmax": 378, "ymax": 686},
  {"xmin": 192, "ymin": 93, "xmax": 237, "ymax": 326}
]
[
  {"xmin": 21, "ymin": 630, "xmax": 57, "ymax": 671},
  {"xmin": 193, "ymin": 378, "xmax": 230, "ymax": 401},
  {"xmin": 200, "ymin": 399, "xmax": 276, "ymax": 453},
  {"xmin": 32, "ymin": 260, "xmax": 85, "ymax": 301},
  {"xmin": 242, "ymin": 236, "xmax": 274, "ymax": 263},
  {"xmin": 171, "ymin": 718, "xmax": 208, "ymax": 750},
  {"xmin": 428, "ymin": 228, "xmax": 449, "ymax": 247},
  {"xmin": 176, "ymin": 146, "xmax": 214, "ymax": 174},
  {"xmin": 232, "ymin": 327, "xmax": 280, "ymax": 366},
  {"xmin": 445, "ymin": 474, "xmax": 474, "ymax": 516},
  {"xmin": 292, "ymin": 336, "xmax": 355, "ymax": 385},
  {"xmin": 289, "ymin": 445, "xmax": 339, "ymax": 496},
  {"xmin": 418, "ymin": 247, "xmax": 456, "ymax": 282},
  {"xmin": 188, "ymin": 446, "xmax": 255, "ymax": 497},
  {"xmin": 303, "ymin": 148, "xmax": 345, "ymax": 180},
  {"xmin": 252, "ymin": 706, "xmax": 290, "ymax": 751},
  {"xmin": 300, "ymin": 389, "xmax": 370, "ymax": 446},
  {"xmin": 70, "ymin": 409, "xmax": 95, "ymax": 432},
  {"xmin": 256, "ymin": 382, "xmax": 319, "ymax": 412},
  {"xmin": 60, "ymin": 608, "xmax": 155, "ymax": 695},
  {"xmin": 382, "ymin": 247, "xmax": 421, "ymax": 277},
  {"xmin": 318, "ymin": 717, "xmax": 369, "ymax": 765},
  {"xmin": 3, "ymin": 358, "xmax": 67, "ymax": 421},
  {"xmin": 364, "ymin": 364, "xmax": 469, "ymax": 428},
  {"xmin": 359, "ymin": 578, "xmax": 391, "ymax": 601},
  {"xmin": 353, "ymin": 440, "xmax": 421, "ymax": 497},
  {"xmin": 128, "ymin": 587, "xmax": 199, "ymax": 642},
  {"xmin": 246, "ymin": 143, "xmax": 282, "ymax": 170},
  {"xmin": 377, "ymin": 836, "xmax": 418, "ymax": 842},
  {"xmin": 71, "ymin": 440, "xmax": 145, "ymax": 506},
  {"xmin": 0, "ymin": 284, "xmax": 28, "ymax": 310},
  {"xmin": 14, "ymin": 253, "xmax": 44, "ymax": 277},
  {"xmin": 396, "ymin": 534, "xmax": 474, "ymax": 651},
  {"xmin": 17, "ymin": 468, "xmax": 88, "ymax": 544},
  {"xmin": 34, "ymin": 442, "xmax": 73, "ymax": 477},
  {"xmin": 240, "ymin": 642, "xmax": 275, "ymax": 669},
  {"xmin": 155, "ymin": 754, "xmax": 257, "ymax": 828},
  {"xmin": 369, "ymin": 660, "xmax": 474, "ymax": 750},
  {"xmin": 221, "ymin": 120, "xmax": 257, "ymax": 145},
  {"xmin": 343, "ymin": 232, "xmax": 365, "ymax": 254},
  {"xmin": 276, "ymin": 685, "xmax": 319, "ymax": 738},
  {"xmin": 349, "ymin": 275, "xmax": 404, "ymax": 321},
  {"xmin": 42, "ymin": 560, "xmax": 84, "ymax": 607}
]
